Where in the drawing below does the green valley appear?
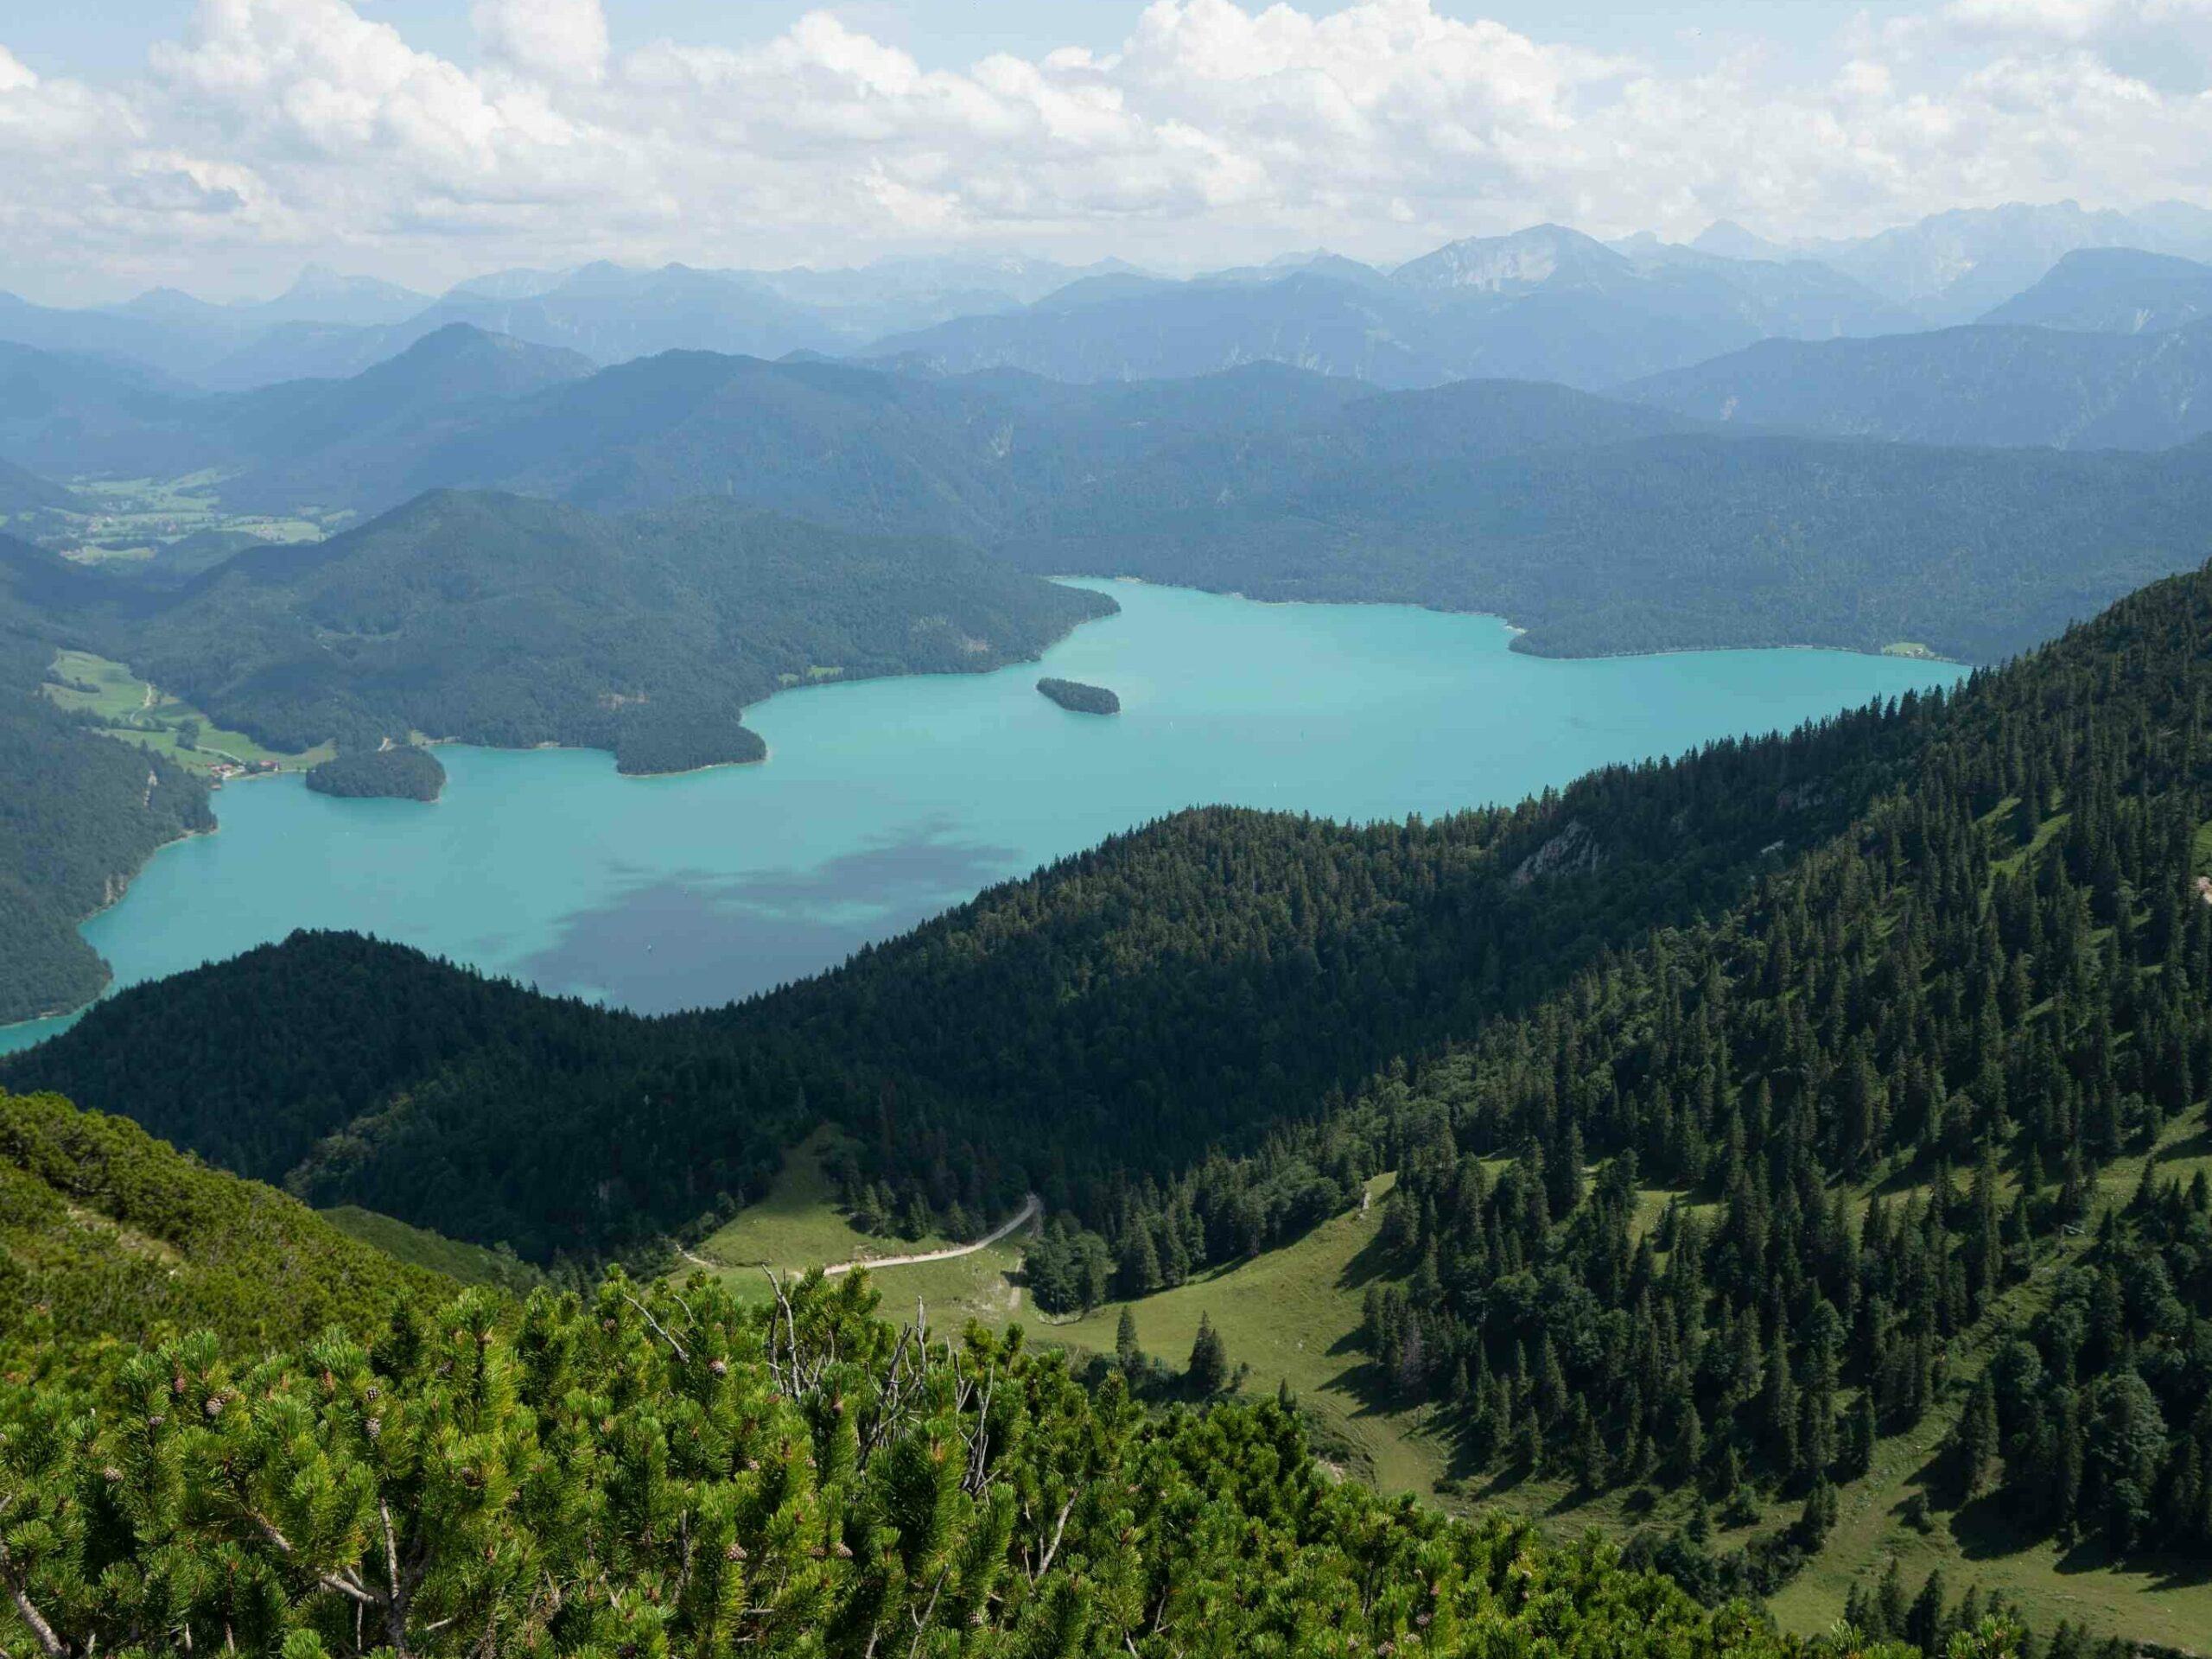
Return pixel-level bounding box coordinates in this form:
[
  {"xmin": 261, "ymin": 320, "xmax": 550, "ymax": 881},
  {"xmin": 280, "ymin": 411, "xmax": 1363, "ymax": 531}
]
[{"xmin": 27, "ymin": 554, "xmax": 2212, "ymax": 1649}]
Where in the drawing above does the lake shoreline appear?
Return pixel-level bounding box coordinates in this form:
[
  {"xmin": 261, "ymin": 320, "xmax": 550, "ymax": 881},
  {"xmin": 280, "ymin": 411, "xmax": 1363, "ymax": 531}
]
[
  {"xmin": 0, "ymin": 818, "xmax": 221, "ymax": 1038},
  {"xmin": 1062, "ymin": 574, "xmax": 1967, "ymax": 667},
  {"xmin": 0, "ymin": 581, "xmax": 1966, "ymax": 1059}
]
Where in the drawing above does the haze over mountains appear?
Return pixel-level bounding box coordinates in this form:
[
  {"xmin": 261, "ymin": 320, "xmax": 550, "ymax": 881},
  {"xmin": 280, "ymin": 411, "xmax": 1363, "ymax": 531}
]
[{"xmin": 10, "ymin": 199, "xmax": 2212, "ymax": 399}]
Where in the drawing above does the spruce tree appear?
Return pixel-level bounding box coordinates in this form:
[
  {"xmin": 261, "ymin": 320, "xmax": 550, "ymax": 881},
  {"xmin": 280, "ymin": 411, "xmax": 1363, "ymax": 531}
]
[
  {"xmin": 1956, "ymin": 1374, "xmax": 2000, "ymax": 1501},
  {"xmin": 1188, "ymin": 1313, "xmax": 1230, "ymax": 1395},
  {"xmin": 1116, "ymin": 1306, "xmax": 1142, "ymax": 1375}
]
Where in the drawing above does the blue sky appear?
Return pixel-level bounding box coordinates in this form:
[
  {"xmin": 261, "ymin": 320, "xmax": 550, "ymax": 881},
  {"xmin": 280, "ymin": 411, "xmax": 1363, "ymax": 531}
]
[{"xmin": 2, "ymin": 1, "xmax": 2208, "ymax": 301}]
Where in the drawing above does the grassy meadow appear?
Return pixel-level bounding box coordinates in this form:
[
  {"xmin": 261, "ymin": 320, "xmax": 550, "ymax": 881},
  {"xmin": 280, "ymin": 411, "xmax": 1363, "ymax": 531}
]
[{"xmin": 41, "ymin": 648, "xmax": 333, "ymax": 774}]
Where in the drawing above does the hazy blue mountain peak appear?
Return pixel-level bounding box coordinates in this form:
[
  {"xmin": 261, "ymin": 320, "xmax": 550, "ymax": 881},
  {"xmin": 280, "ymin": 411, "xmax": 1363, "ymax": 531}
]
[
  {"xmin": 1980, "ymin": 246, "xmax": 2212, "ymax": 335},
  {"xmin": 1392, "ymin": 224, "xmax": 1629, "ymax": 293}
]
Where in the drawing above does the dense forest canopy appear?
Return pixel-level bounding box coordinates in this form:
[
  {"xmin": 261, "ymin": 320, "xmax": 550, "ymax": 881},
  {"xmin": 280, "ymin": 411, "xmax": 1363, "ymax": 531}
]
[
  {"xmin": 0, "ymin": 575, "xmax": 213, "ymax": 1024},
  {"xmin": 1001, "ymin": 430, "xmax": 2212, "ymax": 659},
  {"xmin": 612, "ymin": 709, "xmax": 768, "ymax": 777},
  {"xmin": 305, "ymin": 745, "xmax": 447, "ymax": 801}
]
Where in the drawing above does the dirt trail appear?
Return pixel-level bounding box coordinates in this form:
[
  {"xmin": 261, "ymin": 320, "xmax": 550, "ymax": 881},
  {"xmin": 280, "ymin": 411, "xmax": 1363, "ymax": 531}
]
[{"xmin": 823, "ymin": 1193, "xmax": 1041, "ymax": 1277}]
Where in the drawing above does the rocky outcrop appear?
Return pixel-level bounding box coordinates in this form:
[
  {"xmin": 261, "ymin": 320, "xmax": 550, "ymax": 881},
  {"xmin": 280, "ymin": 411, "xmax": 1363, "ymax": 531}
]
[{"xmin": 1510, "ymin": 819, "xmax": 1603, "ymax": 888}]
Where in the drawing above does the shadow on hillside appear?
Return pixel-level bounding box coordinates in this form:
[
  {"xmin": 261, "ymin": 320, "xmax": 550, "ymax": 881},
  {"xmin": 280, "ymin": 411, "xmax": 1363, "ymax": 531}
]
[
  {"xmin": 1950, "ymin": 1492, "xmax": 2041, "ymax": 1562},
  {"xmin": 1947, "ymin": 1496, "xmax": 2211, "ymax": 1592},
  {"xmin": 1335, "ymin": 1229, "xmax": 1399, "ymax": 1293},
  {"xmin": 2158, "ymin": 1122, "xmax": 2212, "ymax": 1165}
]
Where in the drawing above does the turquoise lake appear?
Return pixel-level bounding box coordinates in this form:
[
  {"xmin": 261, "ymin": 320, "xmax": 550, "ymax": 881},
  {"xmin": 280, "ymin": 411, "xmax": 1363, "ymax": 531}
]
[{"xmin": 0, "ymin": 582, "xmax": 1964, "ymax": 1053}]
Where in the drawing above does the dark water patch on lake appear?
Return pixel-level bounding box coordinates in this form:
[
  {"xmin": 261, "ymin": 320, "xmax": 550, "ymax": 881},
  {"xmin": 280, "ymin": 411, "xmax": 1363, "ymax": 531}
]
[{"xmin": 522, "ymin": 826, "xmax": 1017, "ymax": 1011}]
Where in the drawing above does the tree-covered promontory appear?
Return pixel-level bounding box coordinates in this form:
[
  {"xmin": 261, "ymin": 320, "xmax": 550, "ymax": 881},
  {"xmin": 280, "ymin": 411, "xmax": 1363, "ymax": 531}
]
[
  {"xmin": 613, "ymin": 708, "xmax": 768, "ymax": 776},
  {"xmin": 305, "ymin": 744, "xmax": 446, "ymax": 801}
]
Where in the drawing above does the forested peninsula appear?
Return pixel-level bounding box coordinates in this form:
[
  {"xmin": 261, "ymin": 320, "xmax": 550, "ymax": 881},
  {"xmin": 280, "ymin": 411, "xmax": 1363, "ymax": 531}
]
[
  {"xmin": 614, "ymin": 709, "xmax": 768, "ymax": 776},
  {"xmin": 305, "ymin": 744, "xmax": 446, "ymax": 800},
  {"xmin": 8, "ymin": 491, "xmax": 1116, "ymax": 760}
]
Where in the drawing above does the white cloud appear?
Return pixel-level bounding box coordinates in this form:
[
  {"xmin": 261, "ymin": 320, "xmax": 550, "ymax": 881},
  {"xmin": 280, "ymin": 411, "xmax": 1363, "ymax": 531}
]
[
  {"xmin": 1942, "ymin": 0, "xmax": 2212, "ymax": 41},
  {"xmin": 473, "ymin": 0, "xmax": 608, "ymax": 85},
  {"xmin": 0, "ymin": 0, "xmax": 2209, "ymax": 298}
]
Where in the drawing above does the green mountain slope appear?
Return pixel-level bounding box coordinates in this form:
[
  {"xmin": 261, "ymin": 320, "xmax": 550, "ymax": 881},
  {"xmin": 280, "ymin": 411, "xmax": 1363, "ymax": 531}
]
[
  {"xmin": 1005, "ymin": 429, "xmax": 2212, "ymax": 659},
  {"xmin": 0, "ymin": 1089, "xmax": 448, "ymax": 1357}
]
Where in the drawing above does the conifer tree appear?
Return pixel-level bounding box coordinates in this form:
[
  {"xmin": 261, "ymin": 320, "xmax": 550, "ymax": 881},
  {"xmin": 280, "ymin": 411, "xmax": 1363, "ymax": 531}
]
[
  {"xmin": 1188, "ymin": 1312, "xmax": 1230, "ymax": 1395},
  {"xmin": 1116, "ymin": 1306, "xmax": 1142, "ymax": 1375}
]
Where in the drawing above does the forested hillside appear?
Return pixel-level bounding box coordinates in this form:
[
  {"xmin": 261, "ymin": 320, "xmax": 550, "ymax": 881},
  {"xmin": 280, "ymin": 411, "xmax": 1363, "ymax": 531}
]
[
  {"xmin": 0, "ymin": 562, "xmax": 213, "ymax": 1022},
  {"xmin": 0, "ymin": 457, "xmax": 77, "ymax": 518},
  {"xmin": 29, "ymin": 489, "xmax": 1115, "ymax": 756},
  {"xmin": 0, "ymin": 327, "xmax": 589, "ymax": 481},
  {"xmin": 1007, "ymin": 429, "xmax": 2212, "ymax": 659}
]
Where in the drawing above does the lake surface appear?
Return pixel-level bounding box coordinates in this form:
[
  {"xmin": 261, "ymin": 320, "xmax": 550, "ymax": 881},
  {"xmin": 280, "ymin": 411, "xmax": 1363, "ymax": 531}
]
[{"xmin": 0, "ymin": 582, "xmax": 1964, "ymax": 1052}]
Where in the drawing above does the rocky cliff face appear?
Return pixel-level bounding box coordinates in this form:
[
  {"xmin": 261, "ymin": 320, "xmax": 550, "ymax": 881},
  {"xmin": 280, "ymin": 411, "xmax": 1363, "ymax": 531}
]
[{"xmin": 1510, "ymin": 819, "xmax": 1603, "ymax": 888}]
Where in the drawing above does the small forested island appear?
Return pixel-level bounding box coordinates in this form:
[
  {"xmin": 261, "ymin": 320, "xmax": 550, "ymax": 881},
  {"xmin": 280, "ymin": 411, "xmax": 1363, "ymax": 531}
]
[
  {"xmin": 614, "ymin": 709, "xmax": 768, "ymax": 777},
  {"xmin": 305, "ymin": 744, "xmax": 446, "ymax": 801},
  {"xmin": 1038, "ymin": 676, "xmax": 1121, "ymax": 715}
]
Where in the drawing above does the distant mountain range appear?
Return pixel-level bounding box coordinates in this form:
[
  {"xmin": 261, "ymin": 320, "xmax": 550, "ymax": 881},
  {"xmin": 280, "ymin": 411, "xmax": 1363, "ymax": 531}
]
[
  {"xmin": 9, "ymin": 322, "xmax": 2212, "ymax": 665},
  {"xmin": 1733, "ymin": 199, "xmax": 2212, "ymax": 325},
  {"xmin": 866, "ymin": 226, "xmax": 1920, "ymax": 391},
  {"xmin": 13, "ymin": 200, "xmax": 2212, "ymax": 397},
  {"xmin": 1980, "ymin": 247, "xmax": 2212, "ymax": 334},
  {"xmin": 1624, "ymin": 317, "xmax": 2212, "ymax": 450},
  {"xmin": 0, "ymin": 255, "xmax": 1139, "ymax": 392}
]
